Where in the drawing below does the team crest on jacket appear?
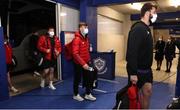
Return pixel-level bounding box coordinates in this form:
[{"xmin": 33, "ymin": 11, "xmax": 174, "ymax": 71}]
[{"xmin": 93, "ymin": 57, "xmax": 107, "ymax": 74}]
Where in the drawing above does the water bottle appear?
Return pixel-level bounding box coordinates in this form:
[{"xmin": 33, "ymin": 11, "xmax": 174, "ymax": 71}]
[
  {"xmin": 90, "ymin": 44, "xmax": 93, "ymax": 52},
  {"xmin": 88, "ymin": 67, "xmax": 94, "ymax": 71}
]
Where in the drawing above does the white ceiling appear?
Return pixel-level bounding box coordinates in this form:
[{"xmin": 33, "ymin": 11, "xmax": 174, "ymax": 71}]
[{"xmin": 109, "ymin": 0, "xmax": 180, "ymax": 14}]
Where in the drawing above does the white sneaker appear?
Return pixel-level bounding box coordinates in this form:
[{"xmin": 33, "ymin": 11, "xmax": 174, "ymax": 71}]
[
  {"xmin": 10, "ymin": 86, "xmax": 19, "ymax": 93},
  {"xmin": 73, "ymin": 94, "xmax": 84, "ymax": 101},
  {"xmin": 85, "ymin": 94, "xmax": 96, "ymax": 101},
  {"xmin": 40, "ymin": 79, "xmax": 45, "ymax": 88},
  {"xmin": 49, "ymin": 84, "xmax": 56, "ymax": 90}
]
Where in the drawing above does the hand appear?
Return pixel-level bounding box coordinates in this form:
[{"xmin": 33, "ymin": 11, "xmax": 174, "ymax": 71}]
[
  {"xmin": 83, "ymin": 64, "xmax": 90, "ymax": 70},
  {"xmin": 46, "ymin": 49, "xmax": 50, "ymax": 53},
  {"xmin": 34, "ymin": 52, "xmax": 38, "ymax": 55},
  {"xmin": 130, "ymin": 75, "xmax": 138, "ymax": 84},
  {"xmin": 55, "ymin": 50, "xmax": 59, "ymax": 56}
]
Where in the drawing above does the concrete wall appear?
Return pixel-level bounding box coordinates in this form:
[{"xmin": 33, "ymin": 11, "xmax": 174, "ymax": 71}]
[
  {"xmin": 153, "ymin": 29, "xmax": 170, "ymax": 42},
  {"xmin": 97, "ymin": 6, "xmax": 130, "ymax": 60},
  {"xmin": 98, "ymin": 6, "xmax": 125, "ymax": 22},
  {"xmin": 97, "ymin": 6, "xmax": 132, "ymax": 75},
  {"xmin": 61, "ymin": 6, "xmax": 79, "ymax": 31},
  {"xmin": 122, "ymin": 14, "xmax": 132, "ymax": 59},
  {"xmin": 97, "ymin": 15, "xmax": 124, "ymax": 62}
]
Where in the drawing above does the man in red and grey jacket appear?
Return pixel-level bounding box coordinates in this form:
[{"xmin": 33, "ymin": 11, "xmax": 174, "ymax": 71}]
[{"xmin": 72, "ymin": 22, "xmax": 96, "ymax": 101}]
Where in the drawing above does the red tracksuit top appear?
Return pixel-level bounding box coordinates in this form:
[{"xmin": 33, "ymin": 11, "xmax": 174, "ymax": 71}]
[
  {"xmin": 4, "ymin": 43, "xmax": 13, "ymax": 64},
  {"xmin": 37, "ymin": 35, "xmax": 61, "ymax": 61},
  {"xmin": 72, "ymin": 31, "xmax": 90, "ymax": 66},
  {"xmin": 128, "ymin": 85, "xmax": 141, "ymax": 109}
]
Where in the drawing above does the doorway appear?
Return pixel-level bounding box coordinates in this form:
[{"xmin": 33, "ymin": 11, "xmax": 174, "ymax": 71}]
[{"xmin": 0, "ymin": 0, "xmax": 58, "ymax": 96}]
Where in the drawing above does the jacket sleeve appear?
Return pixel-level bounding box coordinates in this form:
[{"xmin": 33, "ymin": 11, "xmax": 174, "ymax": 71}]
[
  {"xmin": 165, "ymin": 42, "xmax": 168, "ymax": 53},
  {"xmin": 72, "ymin": 37, "xmax": 86, "ymax": 66},
  {"xmin": 54, "ymin": 37, "xmax": 61, "ymax": 55},
  {"xmin": 175, "ymin": 40, "xmax": 180, "ymax": 50},
  {"xmin": 37, "ymin": 36, "xmax": 48, "ymax": 53},
  {"xmin": 173, "ymin": 42, "xmax": 176, "ymax": 55},
  {"xmin": 126, "ymin": 27, "xmax": 145, "ymax": 75},
  {"xmin": 29, "ymin": 36, "xmax": 33, "ymax": 52},
  {"xmin": 155, "ymin": 41, "xmax": 158, "ymax": 50}
]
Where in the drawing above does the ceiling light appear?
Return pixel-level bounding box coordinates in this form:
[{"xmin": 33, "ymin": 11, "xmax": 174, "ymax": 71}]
[
  {"xmin": 45, "ymin": 0, "xmax": 56, "ymax": 4},
  {"xmin": 170, "ymin": 0, "xmax": 180, "ymax": 8},
  {"xmin": 131, "ymin": 3, "xmax": 143, "ymax": 11},
  {"xmin": 60, "ymin": 12, "xmax": 67, "ymax": 16}
]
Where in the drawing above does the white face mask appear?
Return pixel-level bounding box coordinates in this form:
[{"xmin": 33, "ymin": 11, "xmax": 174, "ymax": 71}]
[
  {"xmin": 83, "ymin": 28, "xmax": 89, "ymax": 35},
  {"xmin": 150, "ymin": 13, "xmax": 157, "ymax": 23},
  {"xmin": 159, "ymin": 38, "xmax": 162, "ymax": 41},
  {"xmin": 49, "ymin": 31, "xmax": 55, "ymax": 37}
]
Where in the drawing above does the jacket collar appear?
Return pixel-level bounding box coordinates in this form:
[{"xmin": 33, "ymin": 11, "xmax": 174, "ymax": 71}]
[{"xmin": 77, "ymin": 31, "xmax": 88, "ymax": 40}]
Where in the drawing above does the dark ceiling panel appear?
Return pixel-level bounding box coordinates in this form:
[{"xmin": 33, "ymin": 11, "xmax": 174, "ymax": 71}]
[{"xmin": 10, "ymin": 1, "xmax": 27, "ymax": 10}]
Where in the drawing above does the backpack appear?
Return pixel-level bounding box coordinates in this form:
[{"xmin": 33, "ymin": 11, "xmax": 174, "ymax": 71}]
[
  {"xmin": 113, "ymin": 85, "xmax": 130, "ymax": 109},
  {"xmin": 64, "ymin": 34, "xmax": 90, "ymax": 61},
  {"xmin": 34, "ymin": 52, "xmax": 44, "ymax": 66},
  {"xmin": 167, "ymin": 97, "xmax": 180, "ymax": 109},
  {"xmin": 113, "ymin": 84, "xmax": 141, "ymax": 109},
  {"xmin": 80, "ymin": 67, "xmax": 98, "ymax": 91},
  {"xmin": 64, "ymin": 41, "xmax": 73, "ymax": 60}
]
